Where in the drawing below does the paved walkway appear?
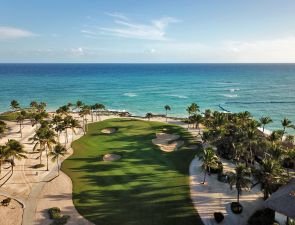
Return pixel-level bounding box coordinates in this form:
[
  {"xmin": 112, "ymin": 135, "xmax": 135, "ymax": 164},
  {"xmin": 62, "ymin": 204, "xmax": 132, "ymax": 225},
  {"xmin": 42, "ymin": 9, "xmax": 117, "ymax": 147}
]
[{"xmin": 189, "ymin": 158, "xmax": 264, "ymax": 225}]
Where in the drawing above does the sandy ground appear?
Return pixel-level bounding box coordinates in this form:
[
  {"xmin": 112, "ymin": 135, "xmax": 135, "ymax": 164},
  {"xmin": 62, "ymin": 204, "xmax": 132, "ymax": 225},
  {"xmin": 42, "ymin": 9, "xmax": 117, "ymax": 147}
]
[
  {"xmin": 190, "ymin": 158, "xmax": 264, "ymax": 225},
  {"xmin": 152, "ymin": 133, "xmax": 184, "ymax": 152},
  {"xmin": 101, "ymin": 127, "xmax": 117, "ymax": 134},
  {"xmin": 35, "ymin": 171, "xmax": 93, "ymax": 225},
  {"xmin": 103, "ymin": 153, "xmax": 121, "ymax": 161},
  {"xmin": 0, "ymin": 195, "xmax": 23, "ymax": 225}
]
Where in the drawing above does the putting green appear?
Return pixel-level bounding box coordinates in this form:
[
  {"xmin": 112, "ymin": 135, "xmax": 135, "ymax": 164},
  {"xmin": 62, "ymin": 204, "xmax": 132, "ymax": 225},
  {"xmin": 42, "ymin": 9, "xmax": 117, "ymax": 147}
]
[{"xmin": 62, "ymin": 118, "xmax": 202, "ymax": 225}]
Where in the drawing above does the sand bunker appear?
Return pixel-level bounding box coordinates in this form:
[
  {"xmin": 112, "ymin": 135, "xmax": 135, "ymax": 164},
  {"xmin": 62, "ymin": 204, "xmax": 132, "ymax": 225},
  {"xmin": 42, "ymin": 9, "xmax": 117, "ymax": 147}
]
[
  {"xmin": 152, "ymin": 133, "xmax": 184, "ymax": 152},
  {"xmin": 103, "ymin": 154, "xmax": 121, "ymax": 161},
  {"xmin": 101, "ymin": 128, "xmax": 117, "ymax": 134}
]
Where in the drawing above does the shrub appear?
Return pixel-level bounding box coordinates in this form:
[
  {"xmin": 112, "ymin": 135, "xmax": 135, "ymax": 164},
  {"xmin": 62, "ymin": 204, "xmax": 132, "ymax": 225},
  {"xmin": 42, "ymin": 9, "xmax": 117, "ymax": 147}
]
[
  {"xmin": 214, "ymin": 212, "xmax": 224, "ymax": 223},
  {"xmin": 32, "ymin": 164, "xmax": 45, "ymax": 169},
  {"xmin": 50, "ymin": 215, "xmax": 70, "ymax": 225},
  {"xmin": 48, "ymin": 207, "xmax": 61, "ymax": 219},
  {"xmin": 231, "ymin": 202, "xmax": 243, "ymax": 214},
  {"xmin": 1, "ymin": 198, "xmax": 11, "ymax": 206},
  {"xmin": 248, "ymin": 208, "xmax": 275, "ymax": 225},
  {"xmin": 207, "ymin": 161, "xmax": 223, "ymax": 174}
]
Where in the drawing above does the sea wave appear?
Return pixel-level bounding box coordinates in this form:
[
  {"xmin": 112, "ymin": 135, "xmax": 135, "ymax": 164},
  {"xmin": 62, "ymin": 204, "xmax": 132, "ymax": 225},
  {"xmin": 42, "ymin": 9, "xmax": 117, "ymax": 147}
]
[
  {"xmin": 221, "ymin": 94, "xmax": 238, "ymax": 98},
  {"xmin": 123, "ymin": 92, "xmax": 137, "ymax": 97},
  {"xmin": 167, "ymin": 94, "xmax": 188, "ymax": 99},
  {"xmin": 226, "ymin": 101, "xmax": 295, "ymax": 105},
  {"xmin": 229, "ymin": 88, "xmax": 240, "ymax": 92}
]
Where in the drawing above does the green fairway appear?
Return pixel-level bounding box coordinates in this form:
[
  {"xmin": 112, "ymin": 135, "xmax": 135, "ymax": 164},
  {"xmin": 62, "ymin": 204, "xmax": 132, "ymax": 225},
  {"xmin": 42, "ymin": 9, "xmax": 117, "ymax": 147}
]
[{"xmin": 62, "ymin": 118, "xmax": 202, "ymax": 225}]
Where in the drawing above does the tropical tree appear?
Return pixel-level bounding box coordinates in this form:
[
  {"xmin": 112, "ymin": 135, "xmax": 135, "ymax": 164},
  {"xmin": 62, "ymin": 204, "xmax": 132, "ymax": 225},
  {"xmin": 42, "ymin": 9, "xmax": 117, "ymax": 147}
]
[
  {"xmin": 253, "ymin": 159, "xmax": 287, "ymax": 200},
  {"xmin": 37, "ymin": 102, "xmax": 47, "ymax": 113},
  {"xmin": 10, "ymin": 100, "xmax": 20, "ymax": 112},
  {"xmin": 29, "ymin": 127, "xmax": 56, "ymax": 170},
  {"xmin": 0, "ymin": 145, "xmax": 8, "ymax": 174},
  {"xmin": 186, "ymin": 103, "xmax": 200, "ymax": 129},
  {"xmin": 16, "ymin": 110, "xmax": 26, "ymax": 138},
  {"xmin": 164, "ymin": 105, "xmax": 171, "ymax": 122},
  {"xmin": 93, "ymin": 103, "xmax": 105, "ymax": 121},
  {"xmin": 281, "ymin": 118, "xmax": 292, "ymax": 136},
  {"xmin": 0, "ymin": 121, "xmax": 7, "ymax": 138},
  {"xmin": 228, "ymin": 164, "xmax": 252, "ymax": 204},
  {"xmin": 49, "ymin": 143, "xmax": 67, "ymax": 176},
  {"xmin": 191, "ymin": 114, "xmax": 203, "ymax": 131},
  {"xmin": 79, "ymin": 105, "xmax": 91, "ymax": 133},
  {"xmin": 75, "ymin": 100, "xmax": 84, "ymax": 112},
  {"xmin": 259, "ymin": 116, "xmax": 273, "ymax": 133},
  {"xmin": 56, "ymin": 105, "xmax": 70, "ymax": 117},
  {"xmin": 5, "ymin": 139, "xmax": 27, "ymax": 175},
  {"xmin": 30, "ymin": 101, "xmax": 38, "ymax": 110},
  {"xmin": 197, "ymin": 147, "xmax": 219, "ymax": 184},
  {"xmin": 146, "ymin": 112, "xmax": 153, "ymax": 121},
  {"xmin": 69, "ymin": 118, "xmax": 80, "ymax": 142}
]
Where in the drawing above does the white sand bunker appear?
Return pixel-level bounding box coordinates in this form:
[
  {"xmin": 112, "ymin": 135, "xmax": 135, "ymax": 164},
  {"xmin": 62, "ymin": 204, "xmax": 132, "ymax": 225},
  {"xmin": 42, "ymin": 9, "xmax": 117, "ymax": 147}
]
[
  {"xmin": 101, "ymin": 128, "xmax": 117, "ymax": 134},
  {"xmin": 103, "ymin": 154, "xmax": 121, "ymax": 161},
  {"xmin": 152, "ymin": 133, "xmax": 184, "ymax": 152}
]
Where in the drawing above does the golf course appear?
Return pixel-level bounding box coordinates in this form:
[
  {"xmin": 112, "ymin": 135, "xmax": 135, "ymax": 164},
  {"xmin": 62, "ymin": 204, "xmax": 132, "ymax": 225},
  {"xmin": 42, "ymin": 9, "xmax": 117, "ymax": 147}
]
[{"xmin": 62, "ymin": 118, "xmax": 202, "ymax": 225}]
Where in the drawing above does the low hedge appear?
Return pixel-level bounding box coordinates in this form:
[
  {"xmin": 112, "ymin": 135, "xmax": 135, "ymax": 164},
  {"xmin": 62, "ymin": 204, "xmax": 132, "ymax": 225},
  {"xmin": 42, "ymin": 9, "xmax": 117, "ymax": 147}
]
[
  {"xmin": 248, "ymin": 208, "xmax": 275, "ymax": 225},
  {"xmin": 48, "ymin": 207, "xmax": 61, "ymax": 219}
]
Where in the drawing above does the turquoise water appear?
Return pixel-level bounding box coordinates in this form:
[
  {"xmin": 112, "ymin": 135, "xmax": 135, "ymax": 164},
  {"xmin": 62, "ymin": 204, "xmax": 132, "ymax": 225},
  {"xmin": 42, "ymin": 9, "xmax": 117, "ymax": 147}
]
[{"xmin": 0, "ymin": 63, "xmax": 294, "ymax": 131}]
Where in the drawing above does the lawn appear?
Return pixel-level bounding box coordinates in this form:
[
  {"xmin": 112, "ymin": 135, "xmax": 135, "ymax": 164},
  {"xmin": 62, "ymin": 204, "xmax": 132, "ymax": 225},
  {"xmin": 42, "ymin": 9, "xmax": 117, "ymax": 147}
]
[{"xmin": 62, "ymin": 118, "xmax": 203, "ymax": 225}]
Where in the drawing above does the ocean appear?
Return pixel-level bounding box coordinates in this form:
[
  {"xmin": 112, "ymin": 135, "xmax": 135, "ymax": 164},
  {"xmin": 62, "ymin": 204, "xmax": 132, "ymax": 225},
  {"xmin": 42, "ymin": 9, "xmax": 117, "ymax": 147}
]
[{"xmin": 0, "ymin": 63, "xmax": 294, "ymax": 132}]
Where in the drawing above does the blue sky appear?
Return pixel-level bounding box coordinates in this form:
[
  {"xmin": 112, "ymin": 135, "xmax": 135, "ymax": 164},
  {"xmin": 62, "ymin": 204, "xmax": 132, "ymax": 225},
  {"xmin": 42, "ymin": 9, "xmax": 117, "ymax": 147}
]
[{"xmin": 1, "ymin": 0, "xmax": 295, "ymax": 62}]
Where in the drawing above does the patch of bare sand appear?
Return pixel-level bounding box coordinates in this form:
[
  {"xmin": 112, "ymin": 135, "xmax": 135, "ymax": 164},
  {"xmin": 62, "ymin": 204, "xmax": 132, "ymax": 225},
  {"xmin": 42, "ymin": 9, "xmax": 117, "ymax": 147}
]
[
  {"xmin": 152, "ymin": 133, "xmax": 184, "ymax": 152},
  {"xmin": 103, "ymin": 154, "xmax": 121, "ymax": 161},
  {"xmin": 101, "ymin": 128, "xmax": 117, "ymax": 134},
  {"xmin": 0, "ymin": 195, "xmax": 23, "ymax": 225},
  {"xmin": 35, "ymin": 172, "xmax": 93, "ymax": 225}
]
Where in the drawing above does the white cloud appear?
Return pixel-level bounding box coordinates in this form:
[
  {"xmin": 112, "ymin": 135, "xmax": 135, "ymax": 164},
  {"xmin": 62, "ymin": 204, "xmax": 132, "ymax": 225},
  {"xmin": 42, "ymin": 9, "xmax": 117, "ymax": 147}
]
[
  {"xmin": 82, "ymin": 14, "xmax": 179, "ymax": 41},
  {"xmin": 70, "ymin": 47, "xmax": 85, "ymax": 56},
  {"xmin": 0, "ymin": 26, "xmax": 36, "ymax": 39}
]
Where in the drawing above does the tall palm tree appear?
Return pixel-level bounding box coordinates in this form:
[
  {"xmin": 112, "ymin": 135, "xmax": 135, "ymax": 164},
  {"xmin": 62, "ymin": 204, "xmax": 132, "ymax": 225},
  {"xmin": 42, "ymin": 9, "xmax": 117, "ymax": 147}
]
[
  {"xmin": 146, "ymin": 113, "xmax": 153, "ymax": 121},
  {"xmin": 16, "ymin": 110, "xmax": 26, "ymax": 138},
  {"xmin": 259, "ymin": 116, "xmax": 273, "ymax": 133},
  {"xmin": 253, "ymin": 159, "xmax": 287, "ymax": 200},
  {"xmin": 246, "ymin": 128, "xmax": 258, "ymax": 165},
  {"xmin": 30, "ymin": 101, "xmax": 38, "ymax": 111},
  {"xmin": 49, "ymin": 143, "xmax": 67, "ymax": 176},
  {"xmin": 186, "ymin": 103, "xmax": 200, "ymax": 129},
  {"xmin": 56, "ymin": 105, "xmax": 70, "ymax": 117},
  {"xmin": 0, "ymin": 121, "xmax": 7, "ymax": 138},
  {"xmin": 5, "ymin": 139, "xmax": 27, "ymax": 175},
  {"xmin": 0, "ymin": 145, "xmax": 8, "ymax": 174},
  {"xmin": 29, "ymin": 127, "xmax": 56, "ymax": 170},
  {"xmin": 79, "ymin": 105, "xmax": 91, "ymax": 133},
  {"xmin": 164, "ymin": 105, "xmax": 171, "ymax": 122},
  {"xmin": 197, "ymin": 147, "xmax": 219, "ymax": 184},
  {"xmin": 10, "ymin": 100, "xmax": 20, "ymax": 112},
  {"xmin": 54, "ymin": 123, "xmax": 65, "ymax": 143},
  {"xmin": 229, "ymin": 164, "xmax": 252, "ymax": 204},
  {"xmin": 281, "ymin": 117, "xmax": 292, "ymax": 135},
  {"xmin": 68, "ymin": 117, "xmax": 80, "ymax": 142},
  {"xmin": 75, "ymin": 100, "xmax": 84, "ymax": 113}
]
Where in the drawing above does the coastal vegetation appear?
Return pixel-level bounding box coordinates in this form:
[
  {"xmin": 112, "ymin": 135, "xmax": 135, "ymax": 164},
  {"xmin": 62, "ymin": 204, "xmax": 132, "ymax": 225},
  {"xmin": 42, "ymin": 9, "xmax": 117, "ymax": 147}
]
[{"xmin": 0, "ymin": 99, "xmax": 294, "ymax": 225}]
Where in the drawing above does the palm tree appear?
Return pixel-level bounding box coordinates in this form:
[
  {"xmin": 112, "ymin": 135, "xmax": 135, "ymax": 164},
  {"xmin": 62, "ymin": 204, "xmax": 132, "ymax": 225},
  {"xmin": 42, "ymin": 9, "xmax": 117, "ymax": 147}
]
[
  {"xmin": 54, "ymin": 124, "xmax": 65, "ymax": 143},
  {"xmin": 186, "ymin": 103, "xmax": 200, "ymax": 129},
  {"xmin": 164, "ymin": 105, "xmax": 171, "ymax": 122},
  {"xmin": 229, "ymin": 164, "xmax": 252, "ymax": 204},
  {"xmin": 0, "ymin": 145, "xmax": 8, "ymax": 174},
  {"xmin": 146, "ymin": 112, "xmax": 153, "ymax": 121},
  {"xmin": 75, "ymin": 100, "xmax": 84, "ymax": 112},
  {"xmin": 253, "ymin": 159, "xmax": 287, "ymax": 200},
  {"xmin": 5, "ymin": 139, "xmax": 27, "ymax": 175},
  {"xmin": 30, "ymin": 101, "xmax": 38, "ymax": 111},
  {"xmin": 93, "ymin": 103, "xmax": 105, "ymax": 121},
  {"xmin": 0, "ymin": 121, "xmax": 7, "ymax": 138},
  {"xmin": 37, "ymin": 102, "xmax": 47, "ymax": 113},
  {"xmin": 16, "ymin": 110, "xmax": 26, "ymax": 138},
  {"xmin": 10, "ymin": 100, "xmax": 20, "ymax": 112},
  {"xmin": 79, "ymin": 105, "xmax": 91, "ymax": 133},
  {"xmin": 197, "ymin": 147, "xmax": 219, "ymax": 184},
  {"xmin": 191, "ymin": 114, "xmax": 203, "ymax": 131},
  {"xmin": 281, "ymin": 118, "xmax": 292, "ymax": 135},
  {"xmin": 246, "ymin": 128, "xmax": 258, "ymax": 165},
  {"xmin": 56, "ymin": 105, "xmax": 70, "ymax": 117},
  {"xmin": 49, "ymin": 144, "xmax": 67, "ymax": 176},
  {"xmin": 259, "ymin": 116, "xmax": 273, "ymax": 133},
  {"xmin": 29, "ymin": 127, "xmax": 56, "ymax": 170}
]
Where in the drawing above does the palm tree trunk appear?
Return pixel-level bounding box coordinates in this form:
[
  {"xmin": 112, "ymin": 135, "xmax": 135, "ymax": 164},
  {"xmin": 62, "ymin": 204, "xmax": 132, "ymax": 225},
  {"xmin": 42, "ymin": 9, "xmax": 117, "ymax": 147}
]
[
  {"xmin": 57, "ymin": 157, "xmax": 60, "ymax": 176},
  {"xmin": 0, "ymin": 161, "xmax": 2, "ymax": 174},
  {"xmin": 91, "ymin": 112, "xmax": 93, "ymax": 122},
  {"xmin": 202, "ymin": 167, "xmax": 207, "ymax": 184},
  {"xmin": 46, "ymin": 147, "xmax": 49, "ymax": 171},
  {"xmin": 262, "ymin": 125, "xmax": 265, "ymax": 133},
  {"xmin": 166, "ymin": 110, "xmax": 167, "ymax": 122},
  {"xmin": 19, "ymin": 123, "xmax": 22, "ymax": 138},
  {"xmin": 40, "ymin": 151, "xmax": 43, "ymax": 164}
]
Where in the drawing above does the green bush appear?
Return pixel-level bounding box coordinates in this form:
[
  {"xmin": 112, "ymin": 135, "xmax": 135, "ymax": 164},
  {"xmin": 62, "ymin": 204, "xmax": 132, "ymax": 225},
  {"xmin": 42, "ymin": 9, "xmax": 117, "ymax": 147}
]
[
  {"xmin": 48, "ymin": 207, "xmax": 61, "ymax": 219},
  {"xmin": 50, "ymin": 215, "xmax": 70, "ymax": 225},
  {"xmin": 248, "ymin": 208, "xmax": 275, "ymax": 225}
]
